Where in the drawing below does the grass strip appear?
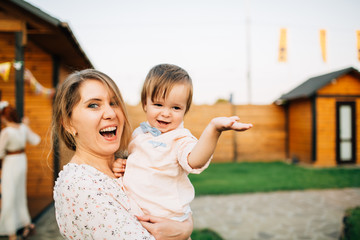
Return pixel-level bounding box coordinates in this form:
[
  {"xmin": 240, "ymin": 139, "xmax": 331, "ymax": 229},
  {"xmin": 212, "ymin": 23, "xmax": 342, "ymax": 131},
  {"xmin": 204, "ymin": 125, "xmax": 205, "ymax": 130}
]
[{"xmin": 189, "ymin": 161, "xmax": 360, "ymax": 196}]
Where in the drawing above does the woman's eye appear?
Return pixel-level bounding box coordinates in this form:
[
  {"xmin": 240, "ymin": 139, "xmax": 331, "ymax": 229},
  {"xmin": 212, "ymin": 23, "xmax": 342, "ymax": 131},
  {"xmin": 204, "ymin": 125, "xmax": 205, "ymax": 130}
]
[
  {"xmin": 88, "ymin": 103, "xmax": 98, "ymax": 108},
  {"xmin": 110, "ymin": 101, "xmax": 118, "ymax": 106}
]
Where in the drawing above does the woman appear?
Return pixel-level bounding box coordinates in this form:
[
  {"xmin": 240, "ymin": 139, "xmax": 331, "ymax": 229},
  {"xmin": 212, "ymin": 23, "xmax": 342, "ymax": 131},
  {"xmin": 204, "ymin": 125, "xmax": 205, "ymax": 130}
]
[
  {"xmin": 0, "ymin": 103, "xmax": 40, "ymax": 240},
  {"xmin": 52, "ymin": 69, "xmax": 193, "ymax": 239}
]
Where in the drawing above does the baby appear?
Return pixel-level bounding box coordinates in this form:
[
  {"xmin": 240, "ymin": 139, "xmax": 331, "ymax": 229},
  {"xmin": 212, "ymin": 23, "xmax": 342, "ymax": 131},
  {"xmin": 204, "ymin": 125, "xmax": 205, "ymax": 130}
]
[{"xmin": 116, "ymin": 63, "xmax": 252, "ymax": 221}]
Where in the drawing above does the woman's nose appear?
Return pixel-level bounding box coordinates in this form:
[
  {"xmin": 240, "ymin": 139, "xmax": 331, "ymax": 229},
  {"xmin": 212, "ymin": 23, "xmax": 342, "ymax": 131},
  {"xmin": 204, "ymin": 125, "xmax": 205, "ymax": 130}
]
[{"xmin": 103, "ymin": 104, "xmax": 116, "ymax": 119}]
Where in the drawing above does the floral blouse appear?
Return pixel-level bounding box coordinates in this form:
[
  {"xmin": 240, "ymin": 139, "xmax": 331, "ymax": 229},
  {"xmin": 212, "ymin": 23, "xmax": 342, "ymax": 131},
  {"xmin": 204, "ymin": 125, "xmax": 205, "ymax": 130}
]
[{"xmin": 53, "ymin": 163, "xmax": 154, "ymax": 240}]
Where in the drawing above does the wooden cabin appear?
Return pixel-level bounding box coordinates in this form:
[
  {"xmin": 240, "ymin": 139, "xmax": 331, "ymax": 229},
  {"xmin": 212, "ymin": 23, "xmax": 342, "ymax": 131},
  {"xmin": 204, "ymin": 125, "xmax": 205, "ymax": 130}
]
[
  {"xmin": 0, "ymin": 0, "xmax": 93, "ymax": 218},
  {"xmin": 276, "ymin": 67, "xmax": 360, "ymax": 166}
]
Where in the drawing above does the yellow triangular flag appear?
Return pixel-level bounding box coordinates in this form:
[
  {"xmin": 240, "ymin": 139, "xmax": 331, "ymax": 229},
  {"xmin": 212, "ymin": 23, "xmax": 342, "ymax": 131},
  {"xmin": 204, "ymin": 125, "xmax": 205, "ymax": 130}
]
[
  {"xmin": 320, "ymin": 29, "xmax": 326, "ymax": 62},
  {"xmin": 278, "ymin": 28, "xmax": 287, "ymax": 62},
  {"xmin": 0, "ymin": 62, "xmax": 12, "ymax": 82}
]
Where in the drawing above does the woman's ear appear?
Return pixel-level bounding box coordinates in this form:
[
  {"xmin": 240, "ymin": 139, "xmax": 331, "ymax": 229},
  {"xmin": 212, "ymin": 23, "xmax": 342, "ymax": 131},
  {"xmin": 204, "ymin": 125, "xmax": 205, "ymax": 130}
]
[{"xmin": 63, "ymin": 119, "xmax": 77, "ymax": 136}]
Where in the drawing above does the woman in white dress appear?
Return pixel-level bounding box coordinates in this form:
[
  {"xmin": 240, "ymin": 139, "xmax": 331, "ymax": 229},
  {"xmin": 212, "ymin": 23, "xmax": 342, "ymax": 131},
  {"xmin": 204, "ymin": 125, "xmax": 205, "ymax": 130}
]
[{"xmin": 0, "ymin": 103, "xmax": 40, "ymax": 240}]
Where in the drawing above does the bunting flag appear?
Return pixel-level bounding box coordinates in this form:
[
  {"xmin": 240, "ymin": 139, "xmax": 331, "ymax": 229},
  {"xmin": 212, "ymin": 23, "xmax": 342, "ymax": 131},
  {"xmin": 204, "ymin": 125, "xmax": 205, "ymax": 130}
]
[
  {"xmin": 320, "ymin": 29, "xmax": 327, "ymax": 62},
  {"xmin": 357, "ymin": 30, "xmax": 360, "ymax": 62},
  {"xmin": 278, "ymin": 28, "xmax": 287, "ymax": 62},
  {"xmin": 24, "ymin": 69, "xmax": 55, "ymax": 98},
  {"xmin": 0, "ymin": 62, "xmax": 12, "ymax": 82},
  {"xmin": 0, "ymin": 61, "xmax": 55, "ymax": 98},
  {"xmin": 1, "ymin": 61, "xmax": 56, "ymax": 98}
]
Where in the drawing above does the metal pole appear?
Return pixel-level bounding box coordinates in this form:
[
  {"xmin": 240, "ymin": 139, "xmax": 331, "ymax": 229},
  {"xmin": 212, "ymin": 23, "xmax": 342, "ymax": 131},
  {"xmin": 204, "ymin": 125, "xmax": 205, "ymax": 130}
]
[
  {"xmin": 246, "ymin": 0, "xmax": 252, "ymax": 105},
  {"xmin": 230, "ymin": 93, "xmax": 238, "ymax": 162}
]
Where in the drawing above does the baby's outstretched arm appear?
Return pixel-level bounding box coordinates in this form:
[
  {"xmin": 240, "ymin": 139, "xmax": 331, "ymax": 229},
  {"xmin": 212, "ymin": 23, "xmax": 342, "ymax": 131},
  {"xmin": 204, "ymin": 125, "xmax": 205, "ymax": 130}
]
[{"xmin": 188, "ymin": 116, "xmax": 252, "ymax": 169}]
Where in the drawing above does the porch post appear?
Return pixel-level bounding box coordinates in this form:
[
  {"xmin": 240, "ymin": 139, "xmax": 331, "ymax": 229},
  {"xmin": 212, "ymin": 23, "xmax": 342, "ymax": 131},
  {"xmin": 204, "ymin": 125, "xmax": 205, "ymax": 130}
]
[
  {"xmin": 15, "ymin": 31, "xmax": 24, "ymax": 120},
  {"xmin": 52, "ymin": 55, "xmax": 60, "ymax": 181}
]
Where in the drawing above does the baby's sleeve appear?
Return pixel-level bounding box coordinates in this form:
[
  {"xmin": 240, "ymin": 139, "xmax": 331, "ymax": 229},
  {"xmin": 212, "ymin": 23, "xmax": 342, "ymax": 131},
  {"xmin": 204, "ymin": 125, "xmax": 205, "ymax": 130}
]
[{"xmin": 176, "ymin": 133, "xmax": 212, "ymax": 174}]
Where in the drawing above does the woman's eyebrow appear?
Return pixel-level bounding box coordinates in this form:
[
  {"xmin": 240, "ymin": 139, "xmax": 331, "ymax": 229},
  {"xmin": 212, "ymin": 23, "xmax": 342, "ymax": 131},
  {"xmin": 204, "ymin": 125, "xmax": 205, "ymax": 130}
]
[{"xmin": 83, "ymin": 98, "xmax": 102, "ymax": 104}]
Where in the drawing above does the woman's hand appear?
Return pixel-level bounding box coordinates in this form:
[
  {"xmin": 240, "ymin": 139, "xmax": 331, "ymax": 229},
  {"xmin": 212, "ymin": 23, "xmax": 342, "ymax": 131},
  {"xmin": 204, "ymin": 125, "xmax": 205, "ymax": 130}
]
[
  {"xmin": 22, "ymin": 116, "xmax": 29, "ymax": 125},
  {"xmin": 137, "ymin": 215, "xmax": 193, "ymax": 240},
  {"xmin": 112, "ymin": 158, "xmax": 127, "ymax": 178}
]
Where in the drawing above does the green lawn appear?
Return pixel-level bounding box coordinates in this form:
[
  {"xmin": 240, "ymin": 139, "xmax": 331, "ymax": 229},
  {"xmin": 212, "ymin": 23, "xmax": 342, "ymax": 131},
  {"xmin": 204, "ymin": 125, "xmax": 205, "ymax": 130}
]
[{"xmin": 189, "ymin": 161, "xmax": 360, "ymax": 195}]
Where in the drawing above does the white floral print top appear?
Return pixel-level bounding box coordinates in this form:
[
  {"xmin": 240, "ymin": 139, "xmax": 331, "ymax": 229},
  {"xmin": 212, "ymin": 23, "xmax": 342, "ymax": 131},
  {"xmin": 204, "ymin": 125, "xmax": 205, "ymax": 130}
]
[{"xmin": 53, "ymin": 163, "xmax": 154, "ymax": 240}]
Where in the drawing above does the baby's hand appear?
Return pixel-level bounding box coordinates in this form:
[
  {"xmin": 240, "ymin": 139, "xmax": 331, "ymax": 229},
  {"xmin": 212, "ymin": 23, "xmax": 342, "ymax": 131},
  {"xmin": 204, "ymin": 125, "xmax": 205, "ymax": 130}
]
[
  {"xmin": 211, "ymin": 116, "xmax": 253, "ymax": 132},
  {"xmin": 112, "ymin": 158, "xmax": 127, "ymax": 178}
]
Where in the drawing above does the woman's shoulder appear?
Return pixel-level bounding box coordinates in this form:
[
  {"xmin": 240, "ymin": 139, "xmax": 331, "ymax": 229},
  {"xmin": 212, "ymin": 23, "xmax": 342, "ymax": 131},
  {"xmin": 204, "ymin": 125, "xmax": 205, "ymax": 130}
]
[
  {"xmin": 54, "ymin": 163, "xmax": 97, "ymax": 190},
  {"xmin": 54, "ymin": 163, "xmax": 122, "ymax": 192}
]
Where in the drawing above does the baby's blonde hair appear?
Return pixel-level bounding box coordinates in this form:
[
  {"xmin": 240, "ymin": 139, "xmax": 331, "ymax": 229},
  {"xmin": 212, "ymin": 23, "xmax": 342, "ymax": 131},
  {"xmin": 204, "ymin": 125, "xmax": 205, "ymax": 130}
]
[{"xmin": 141, "ymin": 64, "xmax": 193, "ymax": 114}]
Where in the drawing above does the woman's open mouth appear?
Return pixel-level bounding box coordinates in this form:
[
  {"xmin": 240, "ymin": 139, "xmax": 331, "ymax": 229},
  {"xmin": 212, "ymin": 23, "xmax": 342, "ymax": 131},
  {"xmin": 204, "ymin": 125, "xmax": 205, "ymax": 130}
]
[{"xmin": 99, "ymin": 126, "xmax": 117, "ymax": 138}]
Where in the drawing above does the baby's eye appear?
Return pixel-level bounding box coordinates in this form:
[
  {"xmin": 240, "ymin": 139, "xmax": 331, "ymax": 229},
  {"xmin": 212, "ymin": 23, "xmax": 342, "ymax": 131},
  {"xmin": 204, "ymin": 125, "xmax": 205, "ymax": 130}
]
[
  {"xmin": 88, "ymin": 103, "xmax": 99, "ymax": 108},
  {"xmin": 154, "ymin": 103, "xmax": 163, "ymax": 107},
  {"xmin": 173, "ymin": 106, "xmax": 181, "ymax": 110}
]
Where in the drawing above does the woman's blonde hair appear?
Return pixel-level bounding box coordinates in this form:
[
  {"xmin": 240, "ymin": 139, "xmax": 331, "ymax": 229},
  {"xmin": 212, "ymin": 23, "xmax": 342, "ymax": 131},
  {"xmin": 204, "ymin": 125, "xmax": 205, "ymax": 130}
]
[
  {"xmin": 141, "ymin": 64, "xmax": 193, "ymax": 114},
  {"xmin": 51, "ymin": 69, "xmax": 132, "ymax": 154}
]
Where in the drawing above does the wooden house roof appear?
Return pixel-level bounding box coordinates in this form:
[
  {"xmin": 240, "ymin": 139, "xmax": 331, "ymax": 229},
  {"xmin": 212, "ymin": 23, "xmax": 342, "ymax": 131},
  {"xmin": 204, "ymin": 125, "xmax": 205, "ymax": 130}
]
[
  {"xmin": 1, "ymin": 0, "xmax": 93, "ymax": 69},
  {"xmin": 276, "ymin": 67, "xmax": 360, "ymax": 104}
]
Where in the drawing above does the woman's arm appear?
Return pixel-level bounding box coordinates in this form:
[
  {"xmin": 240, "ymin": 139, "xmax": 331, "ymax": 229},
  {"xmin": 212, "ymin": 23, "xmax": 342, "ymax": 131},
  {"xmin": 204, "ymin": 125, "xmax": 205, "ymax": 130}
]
[
  {"xmin": 0, "ymin": 130, "xmax": 8, "ymax": 159},
  {"xmin": 137, "ymin": 215, "xmax": 193, "ymax": 240}
]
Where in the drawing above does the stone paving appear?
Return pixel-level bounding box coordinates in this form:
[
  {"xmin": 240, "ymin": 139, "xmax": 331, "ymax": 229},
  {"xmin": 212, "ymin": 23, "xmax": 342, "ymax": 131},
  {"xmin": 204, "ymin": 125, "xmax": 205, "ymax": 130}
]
[
  {"xmin": 21, "ymin": 188, "xmax": 360, "ymax": 240},
  {"xmin": 191, "ymin": 188, "xmax": 360, "ymax": 240}
]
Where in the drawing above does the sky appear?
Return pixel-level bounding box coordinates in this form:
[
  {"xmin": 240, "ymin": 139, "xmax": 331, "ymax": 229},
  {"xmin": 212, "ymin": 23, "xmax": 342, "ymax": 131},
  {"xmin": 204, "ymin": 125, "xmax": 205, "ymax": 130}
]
[{"xmin": 25, "ymin": 0, "xmax": 360, "ymax": 105}]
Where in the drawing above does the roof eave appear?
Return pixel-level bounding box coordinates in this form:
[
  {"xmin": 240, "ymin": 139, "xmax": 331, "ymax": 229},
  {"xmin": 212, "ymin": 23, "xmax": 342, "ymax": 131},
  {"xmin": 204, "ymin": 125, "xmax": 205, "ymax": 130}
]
[{"xmin": 6, "ymin": 0, "xmax": 93, "ymax": 69}]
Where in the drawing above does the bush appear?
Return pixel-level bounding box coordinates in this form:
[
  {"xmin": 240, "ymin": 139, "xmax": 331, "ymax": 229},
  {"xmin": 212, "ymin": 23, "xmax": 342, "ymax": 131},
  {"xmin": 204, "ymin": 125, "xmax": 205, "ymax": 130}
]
[
  {"xmin": 191, "ymin": 228, "xmax": 223, "ymax": 240},
  {"xmin": 341, "ymin": 206, "xmax": 360, "ymax": 240}
]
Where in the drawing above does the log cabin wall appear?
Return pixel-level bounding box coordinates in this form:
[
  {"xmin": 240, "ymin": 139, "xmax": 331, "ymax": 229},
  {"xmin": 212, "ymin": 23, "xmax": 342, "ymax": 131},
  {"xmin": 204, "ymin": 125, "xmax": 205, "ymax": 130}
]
[
  {"xmin": 0, "ymin": 33, "xmax": 53, "ymax": 216},
  {"xmin": 23, "ymin": 40, "xmax": 54, "ymax": 201},
  {"xmin": 0, "ymin": 33, "xmax": 16, "ymax": 103},
  {"xmin": 315, "ymin": 74, "xmax": 360, "ymax": 166},
  {"xmin": 315, "ymin": 97, "xmax": 336, "ymax": 166},
  {"xmin": 0, "ymin": 36, "xmax": 77, "ymax": 216},
  {"xmin": 287, "ymin": 99, "xmax": 313, "ymax": 163},
  {"xmin": 0, "ymin": 0, "xmax": 93, "ymax": 218}
]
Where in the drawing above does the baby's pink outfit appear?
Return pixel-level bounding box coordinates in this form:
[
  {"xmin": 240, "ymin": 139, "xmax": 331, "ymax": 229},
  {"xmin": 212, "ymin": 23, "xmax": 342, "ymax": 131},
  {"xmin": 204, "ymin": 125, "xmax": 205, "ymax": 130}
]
[{"xmin": 123, "ymin": 122, "xmax": 211, "ymax": 221}]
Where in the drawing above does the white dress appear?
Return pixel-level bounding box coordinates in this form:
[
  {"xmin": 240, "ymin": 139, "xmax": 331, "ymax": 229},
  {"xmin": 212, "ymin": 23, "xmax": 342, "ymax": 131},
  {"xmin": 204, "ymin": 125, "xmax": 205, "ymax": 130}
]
[
  {"xmin": 0, "ymin": 124, "xmax": 40, "ymax": 235},
  {"xmin": 53, "ymin": 163, "xmax": 155, "ymax": 240}
]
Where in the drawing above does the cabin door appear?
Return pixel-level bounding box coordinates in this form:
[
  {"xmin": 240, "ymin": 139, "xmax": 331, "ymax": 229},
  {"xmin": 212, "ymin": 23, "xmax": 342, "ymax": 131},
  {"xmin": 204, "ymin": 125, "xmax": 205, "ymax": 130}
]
[{"xmin": 336, "ymin": 102, "xmax": 356, "ymax": 164}]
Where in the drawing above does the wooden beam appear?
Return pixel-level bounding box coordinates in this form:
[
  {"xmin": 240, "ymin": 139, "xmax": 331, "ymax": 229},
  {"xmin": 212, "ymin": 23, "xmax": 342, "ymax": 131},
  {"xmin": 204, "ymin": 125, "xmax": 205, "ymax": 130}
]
[
  {"xmin": 27, "ymin": 29, "xmax": 55, "ymax": 34},
  {"xmin": 0, "ymin": 19, "xmax": 27, "ymax": 45},
  {"xmin": 21, "ymin": 20, "xmax": 27, "ymax": 45},
  {"xmin": 0, "ymin": 19, "xmax": 22, "ymax": 31}
]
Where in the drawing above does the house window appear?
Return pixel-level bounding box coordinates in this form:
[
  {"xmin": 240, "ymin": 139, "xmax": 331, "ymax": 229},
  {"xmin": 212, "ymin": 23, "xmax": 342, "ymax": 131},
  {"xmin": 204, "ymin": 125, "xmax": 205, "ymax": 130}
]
[{"xmin": 336, "ymin": 102, "xmax": 356, "ymax": 164}]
